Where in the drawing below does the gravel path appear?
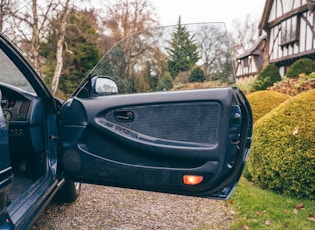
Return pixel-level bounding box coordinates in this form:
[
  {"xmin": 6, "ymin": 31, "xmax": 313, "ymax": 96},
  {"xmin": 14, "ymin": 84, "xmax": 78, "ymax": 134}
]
[{"xmin": 32, "ymin": 184, "xmax": 233, "ymax": 230}]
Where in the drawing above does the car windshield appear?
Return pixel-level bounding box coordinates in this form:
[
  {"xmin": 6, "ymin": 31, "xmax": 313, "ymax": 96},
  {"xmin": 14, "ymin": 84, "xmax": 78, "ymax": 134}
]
[
  {"xmin": 89, "ymin": 23, "xmax": 235, "ymax": 94},
  {"xmin": 0, "ymin": 48, "xmax": 35, "ymax": 93}
]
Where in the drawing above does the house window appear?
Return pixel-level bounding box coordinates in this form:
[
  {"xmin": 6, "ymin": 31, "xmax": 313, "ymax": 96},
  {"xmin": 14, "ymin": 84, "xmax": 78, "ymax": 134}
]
[
  {"xmin": 280, "ymin": 15, "xmax": 299, "ymax": 46},
  {"xmin": 243, "ymin": 58, "xmax": 248, "ymax": 67}
]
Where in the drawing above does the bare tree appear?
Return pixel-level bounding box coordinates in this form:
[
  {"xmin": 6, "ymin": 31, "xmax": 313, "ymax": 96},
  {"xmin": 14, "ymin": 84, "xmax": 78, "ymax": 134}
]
[
  {"xmin": 5, "ymin": 0, "xmax": 88, "ymax": 95},
  {"xmin": 29, "ymin": 0, "xmax": 44, "ymax": 76},
  {"xmin": 0, "ymin": 0, "xmax": 11, "ymax": 32},
  {"xmin": 195, "ymin": 25, "xmax": 232, "ymax": 81},
  {"xmin": 96, "ymin": 0, "xmax": 160, "ymax": 92},
  {"xmin": 8, "ymin": 0, "xmax": 57, "ymax": 76},
  {"xmin": 102, "ymin": 0, "xmax": 159, "ymax": 45},
  {"xmin": 0, "ymin": 1, "xmax": 21, "ymax": 41},
  {"xmin": 228, "ymin": 15, "xmax": 259, "ymax": 58}
]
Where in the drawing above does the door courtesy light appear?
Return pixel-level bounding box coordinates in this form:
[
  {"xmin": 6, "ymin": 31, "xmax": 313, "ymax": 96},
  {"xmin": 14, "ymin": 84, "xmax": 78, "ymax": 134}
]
[{"xmin": 183, "ymin": 175, "xmax": 203, "ymax": 185}]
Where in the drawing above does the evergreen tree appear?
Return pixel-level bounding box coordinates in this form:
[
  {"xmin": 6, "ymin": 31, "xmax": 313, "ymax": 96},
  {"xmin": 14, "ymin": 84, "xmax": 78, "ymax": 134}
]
[{"xmin": 166, "ymin": 16, "xmax": 200, "ymax": 78}]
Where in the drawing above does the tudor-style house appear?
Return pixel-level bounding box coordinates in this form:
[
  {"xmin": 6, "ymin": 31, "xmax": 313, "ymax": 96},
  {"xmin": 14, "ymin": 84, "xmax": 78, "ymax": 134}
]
[
  {"xmin": 235, "ymin": 0, "xmax": 315, "ymax": 83},
  {"xmin": 234, "ymin": 36, "xmax": 268, "ymax": 85}
]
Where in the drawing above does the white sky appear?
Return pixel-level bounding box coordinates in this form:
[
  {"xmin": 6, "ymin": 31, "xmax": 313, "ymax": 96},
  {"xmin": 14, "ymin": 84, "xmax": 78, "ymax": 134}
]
[{"xmin": 150, "ymin": 0, "xmax": 266, "ymax": 31}]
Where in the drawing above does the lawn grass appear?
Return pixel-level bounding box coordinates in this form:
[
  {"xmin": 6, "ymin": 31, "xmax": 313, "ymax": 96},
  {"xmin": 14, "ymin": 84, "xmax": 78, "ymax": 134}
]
[{"xmin": 228, "ymin": 177, "xmax": 315, "ymax": 229}]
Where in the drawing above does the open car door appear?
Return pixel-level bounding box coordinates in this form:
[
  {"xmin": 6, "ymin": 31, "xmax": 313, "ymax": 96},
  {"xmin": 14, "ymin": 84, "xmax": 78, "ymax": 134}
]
[{"xmin": 59, "ymin": 23, "xmax": 252, "ymax": 199}]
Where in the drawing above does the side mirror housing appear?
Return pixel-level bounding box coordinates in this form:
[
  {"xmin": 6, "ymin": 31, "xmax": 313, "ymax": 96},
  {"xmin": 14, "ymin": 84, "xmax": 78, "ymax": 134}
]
[{"xmin": 91, "ymin": 76, "xmax": 118, "ymax": 96}]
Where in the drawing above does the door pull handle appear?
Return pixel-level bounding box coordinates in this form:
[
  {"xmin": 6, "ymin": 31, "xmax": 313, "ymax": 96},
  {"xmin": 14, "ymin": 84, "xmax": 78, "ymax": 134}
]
[{"xmin": 114, "ymin": 111, "xmax": 134, "ymax": 122}]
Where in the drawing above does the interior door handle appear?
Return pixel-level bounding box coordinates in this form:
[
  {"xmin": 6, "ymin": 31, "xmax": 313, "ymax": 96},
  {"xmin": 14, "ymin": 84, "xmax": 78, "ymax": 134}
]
[{"xmin": 114, "ymin": 111, "xmax": 134, "ymax": 122}]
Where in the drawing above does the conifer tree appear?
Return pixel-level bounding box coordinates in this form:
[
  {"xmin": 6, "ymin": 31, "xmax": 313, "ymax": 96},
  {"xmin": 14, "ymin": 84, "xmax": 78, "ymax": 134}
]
[{"xmin": 167, "ymin": 16, "xmax": 200, "ymax": 78}]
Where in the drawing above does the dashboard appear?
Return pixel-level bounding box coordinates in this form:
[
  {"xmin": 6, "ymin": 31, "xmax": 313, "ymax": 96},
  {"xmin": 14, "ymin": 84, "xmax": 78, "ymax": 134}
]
[
  {"xmin": 2, "ymin": 97, "xmax": 16, "ymax": 109},
  {"xmin": 2, "ymin": 94, "xmax": 31, "ymax": 123},
  {"xmin": 0, "ymin": 83, "xmax": 45, "ymax": 154},
  {"xmin": 1, "ymin": 97, "xmax": 15, "ymax": 121}
]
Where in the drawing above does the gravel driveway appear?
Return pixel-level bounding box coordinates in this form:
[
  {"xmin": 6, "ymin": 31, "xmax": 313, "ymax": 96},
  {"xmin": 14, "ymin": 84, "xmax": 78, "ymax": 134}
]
[{"xmin": 32, "ymin": 184, "xmax": 233, "ymax": 229}]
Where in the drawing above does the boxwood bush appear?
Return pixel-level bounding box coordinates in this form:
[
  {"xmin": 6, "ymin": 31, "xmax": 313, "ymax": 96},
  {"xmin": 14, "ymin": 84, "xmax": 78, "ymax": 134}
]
[
  {"xmin": 286, "ymin": 58, "xmax": 315, "ymax": 78},
  {"xmin": 248, "ymin": 90, "xmax": 315, "ymax": 199},
  {"xmin": 246, "ymin": 90, "xmax": 290, "ymax": 123},
  {"xmin": 252, "ymin": 64, "xmax": 282, "ymax": 91}
]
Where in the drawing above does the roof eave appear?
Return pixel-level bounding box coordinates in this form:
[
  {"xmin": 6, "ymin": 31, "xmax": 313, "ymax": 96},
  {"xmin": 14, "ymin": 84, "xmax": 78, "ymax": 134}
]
[{"xmin": 259, "ymin": 0, "xmax": 273, "ymax": 35}]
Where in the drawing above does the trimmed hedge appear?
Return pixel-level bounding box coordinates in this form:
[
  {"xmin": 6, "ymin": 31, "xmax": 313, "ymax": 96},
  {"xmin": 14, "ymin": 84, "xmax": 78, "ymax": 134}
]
[
  {"xmin": 248, "ymin": 90, "xmax": 315, "ymax": 199},
  {"xmin": 246, "ymin": 90, "xmax": 290, "ymax": 123},
  {"xmin": 286, "ymin": 58, "xmax": 315, "ymax": 78},
  {"xmin": 252, "ymin": 64, "xmax": 282, "ymax": 91}
]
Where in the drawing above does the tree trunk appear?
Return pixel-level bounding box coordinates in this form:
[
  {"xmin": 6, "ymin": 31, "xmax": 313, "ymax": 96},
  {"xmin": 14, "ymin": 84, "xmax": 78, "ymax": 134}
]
[
  {"xmin": 51, "ymin": 0, "xmax": 70, "ymax": 95},
  {"xmin": 51, "ymin": 34, "xmax": 65, "ymax": 95},
  {"xmin": 31, "ymin": 0, "xmax": 42, "ymax": 76}
]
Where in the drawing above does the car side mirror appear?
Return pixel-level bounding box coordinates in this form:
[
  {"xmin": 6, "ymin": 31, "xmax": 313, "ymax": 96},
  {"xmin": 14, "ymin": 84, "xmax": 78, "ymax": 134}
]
[{"xmin": 92, "ymin": 76, "xmax": 118, "ymax": 96}]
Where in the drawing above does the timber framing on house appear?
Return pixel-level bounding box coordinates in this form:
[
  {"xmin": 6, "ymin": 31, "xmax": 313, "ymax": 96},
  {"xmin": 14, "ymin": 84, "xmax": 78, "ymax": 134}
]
[
  {"xmin": 236, "ymin": 0, "xmax": 315, "ymax": 82},
  {"xmin": 259, "ymin": 0, "xmax": 315, "ymax": 76},
  {"xmin": 235, "ymin": 36, "xmax": 267, "ymax": 83}
]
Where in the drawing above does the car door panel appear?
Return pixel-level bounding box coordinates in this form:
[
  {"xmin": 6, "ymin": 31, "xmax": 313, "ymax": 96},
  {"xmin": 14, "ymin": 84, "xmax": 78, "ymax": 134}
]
[{"xmin": 59, "ymin": 87, "xmax": 251, "ymax": 198}]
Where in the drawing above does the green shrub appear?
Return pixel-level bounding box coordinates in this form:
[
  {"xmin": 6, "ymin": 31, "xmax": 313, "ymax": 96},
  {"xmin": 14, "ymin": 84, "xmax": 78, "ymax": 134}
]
[
  {"xmin": 286, "ymin": 58, "xmax": 315, "ymax": 78},
  {"xmin": 248, "ymin": 90, "xmax": 315, "ymax": 199},
  {"xmin": 188, "ymin": 67, "xmax": 205, "ymax": 83},
  {"xmin": 246, "ymin": 90, "xmax": 290, "ymax": 123},
  {"xmin": 252, "ymin": 64, "xmax": 281, "ymax": 91},
  {"xmin": 244, "ymin": 91, "xmax": 290, "ymax": 181},
  {"xmin": 157, "ymin": 72, "xmax": 173, "ymax": 91}
]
